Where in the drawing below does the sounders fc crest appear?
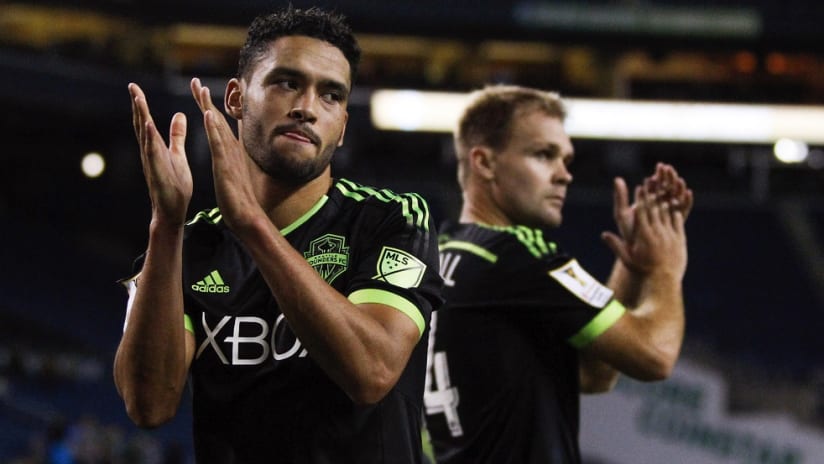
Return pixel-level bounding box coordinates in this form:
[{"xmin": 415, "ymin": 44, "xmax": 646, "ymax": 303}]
[{"xmin": 304, "ymin": 234, "xmax": 349, "ymax": 284}]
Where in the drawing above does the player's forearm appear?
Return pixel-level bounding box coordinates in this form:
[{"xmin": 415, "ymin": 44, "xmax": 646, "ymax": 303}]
[
  {"xmin": 114, "ymin": 221, "xmax": 189, "ymax": 427},
  {"xmin": 631, "ymin": 272, "xmax": 685, "ymax": 379},
  {"xmin": 236, "ymin": 217, "xmax": 413, "ymax": 404},
  {"xmin": 606, "ymin": 259, "xmax": 643, "ymax": 307},
  {"xmin": 579, "ymin": 352, "xmax": 620, "ymax": 394}
]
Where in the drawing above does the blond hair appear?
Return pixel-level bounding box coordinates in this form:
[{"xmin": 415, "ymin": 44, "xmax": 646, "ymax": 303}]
[{"xmin": 454, "ymin": 85, "xmax": 566, "ymax": 187}]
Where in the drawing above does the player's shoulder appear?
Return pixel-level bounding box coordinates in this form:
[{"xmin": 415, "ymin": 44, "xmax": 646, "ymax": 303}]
[
  {"xmin": 441, "ymin": 222, "xmax": 560, "ymax": 261},
  {"xmin": 332, "ymin": 177, "xmax": 432, "ymax": 229}
]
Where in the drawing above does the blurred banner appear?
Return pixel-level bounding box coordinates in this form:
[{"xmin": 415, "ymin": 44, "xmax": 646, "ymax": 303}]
[{"xmin": 580, "ymin": 360, "xmax": 824, "ymax": 464}]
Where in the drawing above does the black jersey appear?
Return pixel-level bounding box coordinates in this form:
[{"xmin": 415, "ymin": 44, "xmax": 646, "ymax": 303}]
[
  {"xmin": 125, "ymin": 178, "xmax": 443, "ymax": 464},
  {"xmin": 423, "ymin": 223, "xmax": 625, "ymax": 464}
]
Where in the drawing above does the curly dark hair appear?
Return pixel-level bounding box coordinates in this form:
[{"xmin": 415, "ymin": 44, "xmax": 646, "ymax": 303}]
[{"xmin": 237, "ymin": 6, "xmax": 361, "ymax": 84}]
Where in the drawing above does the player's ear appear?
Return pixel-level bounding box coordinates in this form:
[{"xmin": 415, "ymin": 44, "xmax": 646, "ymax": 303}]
[
  {"xmin": 469, "ymin": 146, "xmax": 496, "ymax": 181},
  {"xmin": 225, "ymin": 78, "xmax": 243, "ymax": 120}
]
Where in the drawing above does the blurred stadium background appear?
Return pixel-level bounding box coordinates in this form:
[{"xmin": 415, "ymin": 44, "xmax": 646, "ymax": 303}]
[{"xmin": 2, "ymin": 0, "xmax": 824, "ymax": 462}]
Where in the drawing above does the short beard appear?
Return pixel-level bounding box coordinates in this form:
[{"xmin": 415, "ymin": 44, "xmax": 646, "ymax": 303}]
[
  {"xmin": 244, "ymin": 123, "xmax": 336, "ymax": 187},
  {"xmin": 250, "ymin": 144, "xmax": 335, "ymax": 187}
]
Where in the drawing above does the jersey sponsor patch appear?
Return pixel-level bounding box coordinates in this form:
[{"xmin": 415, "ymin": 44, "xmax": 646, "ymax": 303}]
[
  {"xmin": 373, "ymin": 246, "xmax": 427, "ymax": 289},
  {"xmin": 548, "ymin": 259, "xmax": 613, "ymax": 308}
]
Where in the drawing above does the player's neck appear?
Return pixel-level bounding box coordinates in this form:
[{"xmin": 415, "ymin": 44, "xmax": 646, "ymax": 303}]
[
  {"xmin": 459, "ymin": 191, "xmax": 512, "ymax": 227},
  {"xmin": 255, "ymin": 168, "xmax": 333, "ymax": 230}
]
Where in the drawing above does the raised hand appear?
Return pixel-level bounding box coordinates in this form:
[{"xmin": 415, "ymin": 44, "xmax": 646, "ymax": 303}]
[
  {"xmin": 190, "ymin": 77, "xmax": 263, "ymax": 232},
  {"xmin": 602, "ymin": 163, "xmax": 692, "ymax": 272},
  {"xmin": 626, "ymin": 188, "xmax": 687, "ymax": 277},
  {"xmin": 129, "ymin": 83, "xmax": 192, "ymax": 226},
  {"xmin": 644, "ymin": 163, "xmax": 693, "ymax": 220}
]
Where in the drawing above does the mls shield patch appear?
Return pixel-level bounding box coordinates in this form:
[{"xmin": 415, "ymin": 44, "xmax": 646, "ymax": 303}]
[
  {"xmin": 304, "ymin": 234, "xmax": 349, "ymax": 284},
  {"xmin": 373, "ymin": 246, "xmax": 426, "ymax": 289}
]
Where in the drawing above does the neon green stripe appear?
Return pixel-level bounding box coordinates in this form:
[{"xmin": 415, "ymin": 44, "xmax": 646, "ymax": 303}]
[
  {"xmin": 408, "ymin": 193, "xmax": 427, "ymax": 229},
  {"xmin": 204, "ymin": 276, "xmax": 215, "ymax": 285},
  {"xmin": 512, "ymin": 227, "xmax": 538, "ymax": 258},
  {"xmin": 475, "ymin": 223, "xmax": 557, "ymax": 258},
  {"xmin": 531, "ymin": 228, "xmax": 550, "ymax": 255},
  {"xmin": 281, "ymin": 195, "xmax": 329, "ymax": 236},
  {"xmin": 184, "ymin": 314, "xmax": 194, "ymax": 334},
  {"xmin": 210, "ymin": 270, "xmax": 224, "ymax": 285},
  {"xmin": 568, "ymin": 299, "xmax": 626, "ymax": 348},
  {"xmin": 186, "ymin": 207, "xmax": 222, "ymax": 225},
  {"xmin": 335, "ymin": 178, "xmax": 430, "ymax": 231},
  {"xmin": 440, "ymin": 240, "xmax": 497, "ymax": 263},
  {"xmin": 336, "ymin": 178, "xmax": 367, "ymax": 200},
  {"xmin": 348, "ymin": 288, "xmax": 425, "ymax": 338}
]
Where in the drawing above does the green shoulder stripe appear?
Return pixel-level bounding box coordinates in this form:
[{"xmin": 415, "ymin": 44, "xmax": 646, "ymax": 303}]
[
  {"xmin": 187, "ymin": 207, "xmax": 222, "ymax": 225},
  {"xmin": 336, "ymin": 178, "xmax": 430, "ymax": 230},
  {"xmin": 440, "ymin": 240, "xmax": 498, "ymax": 263},
  {"xmin": 477, "ymin": 224, "xmax": 557, "ymax": 258}
]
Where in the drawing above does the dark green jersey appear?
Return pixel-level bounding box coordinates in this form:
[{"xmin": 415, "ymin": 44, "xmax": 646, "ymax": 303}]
[
  {"xmin": 125, "ymin": 178, "xmax": 443, "ymax": 464},
  {"xmin": 424, "ymin": 223, "xmax": 625, "ymax": 464}
]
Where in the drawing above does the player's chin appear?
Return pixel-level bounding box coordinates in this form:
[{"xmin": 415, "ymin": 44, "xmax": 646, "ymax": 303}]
[{"xmin": 543, "ymin": 209, "xmax": 563, "ymax": 228}]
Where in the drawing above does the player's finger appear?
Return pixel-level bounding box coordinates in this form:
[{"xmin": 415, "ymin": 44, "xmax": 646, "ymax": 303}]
[
  {"xmin": 203, "ymin": 110, "xmax": 226, "ymax": 159},
  {"xmin": 613, "ymin": 177, "xmax": 629, "ymax": 217},
  {"xmin": 192, "ymin": 78, "xmax": 220, "ymax": 115},
  {"xmin": 129, "ymin": 83, "xmax": 153, "ymax": 146},
  {"xmin": 634, "ymin": 186, "xmax": 652, "ymax": 229},
  {"xmin": 169, "ymin": 113, "xmax": 188, "ymax": 157},
  {"xmin": 190, "ymin": 78, "xmax": 207, "ymax": 113},
  {"xmin": 601, "ymin": 231, "xmax": 632, "ymax": 266}
]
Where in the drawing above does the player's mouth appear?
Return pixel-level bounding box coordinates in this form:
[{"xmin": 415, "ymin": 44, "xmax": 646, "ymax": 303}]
[{"xmin": 274, "ymin": 125, "xmax": 320, "ymax": 145}]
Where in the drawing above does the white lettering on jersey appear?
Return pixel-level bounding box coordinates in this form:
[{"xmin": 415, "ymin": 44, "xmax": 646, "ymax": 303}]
[
  {"xmin": 548, "ymin": 259, "xmax": 614, "ymax": 308},
  {"xmin": 271, "ymin": 314, "xmax": 308, "ymax": 360},
  {"xmin": 196, "ymin": 313, "xmax": 231, "ymax": 364},
  {"xmin": 122, "ymin": 276, "xmax": 138, "ymax": 332},
  {"xmin": 225, "ymin": 316, "xmax": 269, "ymax": 365},
  {"xmin": 195, "ymin": 313, "xmax": 307, "ymax": 365},
  {"xmin": 439, "ymin": 252, "xmax": 461, "ymax": 287},
  {"xmin": 424, "ymin": 312, "xmax": 464, "ymax": 437}
]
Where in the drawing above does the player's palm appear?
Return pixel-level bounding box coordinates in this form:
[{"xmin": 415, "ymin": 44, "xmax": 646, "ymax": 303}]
[
  {"xmin": 625, "ymin": 189, "xmax": 687, "ymax": 278},
  {"xmin": 603, "ymin": 163, "xmax": 692, "ymax": 271},
  {"xmin": 190, "ymin": 78, "xmax": 262, "ymax": 232},
  {"xmin": 129, "ymin": 83, "xmax": 193, "ymax": 225}
]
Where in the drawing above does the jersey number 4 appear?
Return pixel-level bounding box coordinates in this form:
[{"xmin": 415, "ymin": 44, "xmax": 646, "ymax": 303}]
[{"xmin": 424, "ymin": 311, "xmax": 464, "ymax": 437}]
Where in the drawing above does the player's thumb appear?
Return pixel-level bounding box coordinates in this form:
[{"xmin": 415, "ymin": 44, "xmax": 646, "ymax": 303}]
[
  {"xmin": 601, "ymin": 231, "xmax": 629, "ymax": 263},
  {"xmin": 169, "ymin": 112, "xmax": 188, "ymax": 155}
]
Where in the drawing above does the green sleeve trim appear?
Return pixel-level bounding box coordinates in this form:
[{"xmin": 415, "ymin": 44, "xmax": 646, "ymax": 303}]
[
  {"xmin": 281, "ymin": 195, "xmax": 329, "ymax": 236},
  {"xmin": 440, "ymin": 240, "xmax": 498, "ymax": 263},
  {"xmin": 184, "ymin": 314, "xmax": 194, "ymax": 334},
  {"xmin": 348, "ymin": 288, "xmax": 425, "ymax": 338},
  {"xmin": 567, "ymin": 299, "xmax": 626, "ymax": 348}
]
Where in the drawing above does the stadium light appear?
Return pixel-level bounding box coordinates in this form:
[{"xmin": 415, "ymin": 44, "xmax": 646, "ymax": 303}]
[{"xmin": 370, "ymin": 89, "xmax": 824, "ymax": 145}]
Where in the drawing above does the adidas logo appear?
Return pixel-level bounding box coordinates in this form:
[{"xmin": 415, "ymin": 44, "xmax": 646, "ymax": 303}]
[{"xmin": 192, "ymin": 270, "xmax": 231, "ymax": 294}]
